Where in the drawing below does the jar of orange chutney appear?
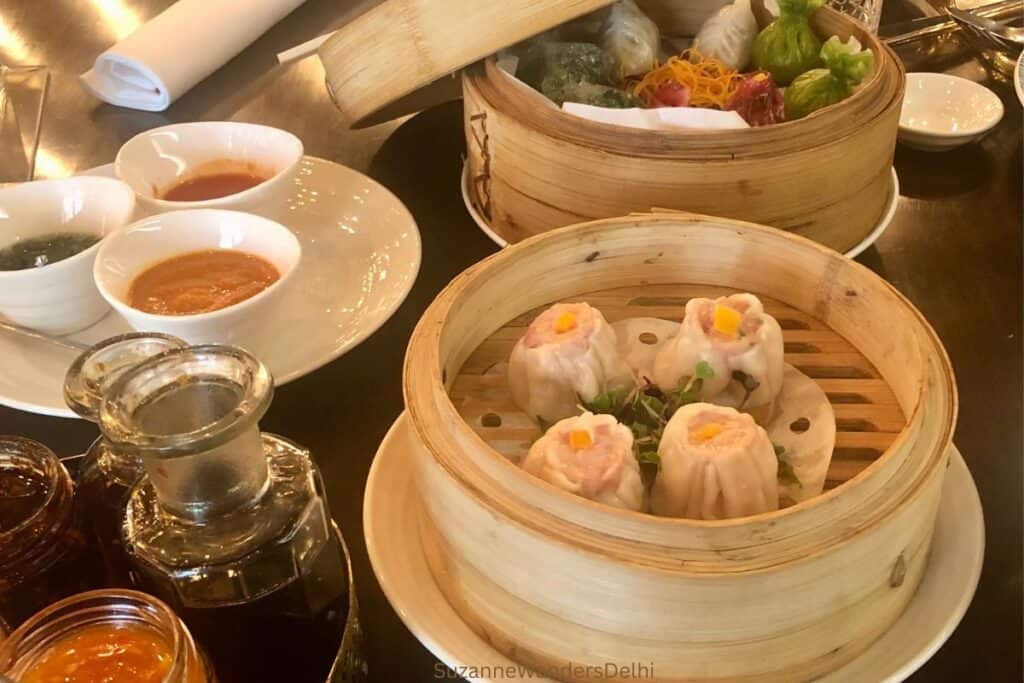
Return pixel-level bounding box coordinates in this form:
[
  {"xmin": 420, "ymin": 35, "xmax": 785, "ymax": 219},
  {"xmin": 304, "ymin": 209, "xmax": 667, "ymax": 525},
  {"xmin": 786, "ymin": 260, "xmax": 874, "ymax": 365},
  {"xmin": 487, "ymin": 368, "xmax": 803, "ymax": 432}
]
[{"xmin": 0, "ymin": 589, "xmax": 213, "ymax": 683}]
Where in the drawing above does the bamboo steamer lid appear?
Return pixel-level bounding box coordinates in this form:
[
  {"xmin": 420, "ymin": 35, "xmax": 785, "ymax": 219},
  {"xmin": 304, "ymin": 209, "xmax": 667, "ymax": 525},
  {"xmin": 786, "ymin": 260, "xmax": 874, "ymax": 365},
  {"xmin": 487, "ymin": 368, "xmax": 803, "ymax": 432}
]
[{"xmin": 319, "ymin": 0, "xmax": 616, "ymax": 127}]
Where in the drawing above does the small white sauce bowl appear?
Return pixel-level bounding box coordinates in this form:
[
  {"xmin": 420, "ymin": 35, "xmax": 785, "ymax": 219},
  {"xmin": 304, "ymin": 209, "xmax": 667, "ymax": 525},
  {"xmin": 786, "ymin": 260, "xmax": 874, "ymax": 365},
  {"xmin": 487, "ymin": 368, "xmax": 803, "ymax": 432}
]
[
  {"xmin": 115, "ymin": 121, "xmax": 304, "ymax": 212},
  {"xmin": 0, "ymin": 177, "xmax": 136, "ymax": 335},
  {"xmin": 899, "ymin": 73, "xmax": 1005, "ymax": 152},
  {"xmin": 94, "ymin": 209, "xmax": 301, "ymax": 353}
]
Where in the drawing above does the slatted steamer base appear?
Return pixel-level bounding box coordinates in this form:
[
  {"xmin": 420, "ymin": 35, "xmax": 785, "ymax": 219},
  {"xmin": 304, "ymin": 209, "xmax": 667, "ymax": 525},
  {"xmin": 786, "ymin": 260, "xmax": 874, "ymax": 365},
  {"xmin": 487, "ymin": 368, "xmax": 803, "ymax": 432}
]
[{"xmin": 449, "ymin": 284, "xmax": 907, "ymax": 492}]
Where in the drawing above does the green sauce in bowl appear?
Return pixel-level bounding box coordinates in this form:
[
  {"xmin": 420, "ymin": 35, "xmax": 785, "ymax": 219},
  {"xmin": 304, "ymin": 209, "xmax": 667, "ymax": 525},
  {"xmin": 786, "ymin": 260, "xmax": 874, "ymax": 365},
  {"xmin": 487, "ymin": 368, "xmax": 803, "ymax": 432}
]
[{"xmin": 0, "ymin": 233, "xmax": 100, "ymax": 271}]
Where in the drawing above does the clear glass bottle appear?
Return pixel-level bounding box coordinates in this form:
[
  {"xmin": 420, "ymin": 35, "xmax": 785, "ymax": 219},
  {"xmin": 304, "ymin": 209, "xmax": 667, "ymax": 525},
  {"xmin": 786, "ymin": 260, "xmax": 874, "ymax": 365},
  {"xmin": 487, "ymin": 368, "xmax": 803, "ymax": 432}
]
[
  {"xmin": 0, "ymin": 436, "xmax": 102, "ymax": 628},
  {"xmin": 0, "ymin": 589, "xmax": 213, "ymax": 683},
  {"xmin": 63, "ymin": 332, "xmax": 187, "ymax": 586},
  {"xmin": 102, "ymin": 345, "xmax": 353, "ymax": 683}
]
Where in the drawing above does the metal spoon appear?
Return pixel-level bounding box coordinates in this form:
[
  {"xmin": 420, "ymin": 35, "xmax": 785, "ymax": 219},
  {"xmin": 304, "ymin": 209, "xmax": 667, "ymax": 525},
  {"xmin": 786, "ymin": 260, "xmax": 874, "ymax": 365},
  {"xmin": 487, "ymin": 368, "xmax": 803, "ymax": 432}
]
[{"xmin": 0, "ymin": 319, "xmax": 89, "ymax": 352}]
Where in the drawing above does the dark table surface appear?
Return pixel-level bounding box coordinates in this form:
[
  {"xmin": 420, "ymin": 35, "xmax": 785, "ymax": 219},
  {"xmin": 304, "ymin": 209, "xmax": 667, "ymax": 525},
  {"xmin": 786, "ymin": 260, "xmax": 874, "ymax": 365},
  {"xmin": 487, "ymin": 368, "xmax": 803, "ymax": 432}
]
[{"xmin": 0, "ymin": 1, "xmax": 1021, "ymax": 682}]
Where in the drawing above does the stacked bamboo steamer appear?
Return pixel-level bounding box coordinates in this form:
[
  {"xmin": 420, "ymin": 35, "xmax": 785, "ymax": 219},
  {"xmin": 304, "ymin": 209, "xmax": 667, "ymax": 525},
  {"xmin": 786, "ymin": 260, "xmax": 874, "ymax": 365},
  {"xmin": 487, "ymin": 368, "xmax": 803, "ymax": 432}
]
[
  {"xmin": 321, "ymin": 0, "xmax": 905, "ymax": 253},
  {"xmin": 462, "ymin": 7, "xmax": 903, "ymax": 253},
  {"xmin": 402, "ymin": 214, "xmax": 957, "ymax": 682}
]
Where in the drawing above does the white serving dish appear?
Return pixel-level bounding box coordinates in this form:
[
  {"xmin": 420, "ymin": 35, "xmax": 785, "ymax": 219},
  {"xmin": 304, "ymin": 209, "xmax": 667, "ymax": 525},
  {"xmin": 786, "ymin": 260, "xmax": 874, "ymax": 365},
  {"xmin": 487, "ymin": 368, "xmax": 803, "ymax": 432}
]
[
  {"xmin": 0, "ymin": 157, "xmax": 420, "ymax": 418},
  {"xmin": 0, "ymin": 177, "xmax": 136, "ymax": 335},
  {"xmin": 115, "ymin": 121, "xmax": 304, "ymax": 212},
  {"xmin": 1015, "ymin": 51, "xmax": 1023, "ymax": 107},
  {"xmin": 366, "ymin": 413, "xmax": 984, "ymax": 683},
  {"xmin": 899, "ymin": 73, "xmax": 1004, "ymax": 151},
  {"xmin": 94, "ymin": 208, "xmax": 301, "ymax": 357}
]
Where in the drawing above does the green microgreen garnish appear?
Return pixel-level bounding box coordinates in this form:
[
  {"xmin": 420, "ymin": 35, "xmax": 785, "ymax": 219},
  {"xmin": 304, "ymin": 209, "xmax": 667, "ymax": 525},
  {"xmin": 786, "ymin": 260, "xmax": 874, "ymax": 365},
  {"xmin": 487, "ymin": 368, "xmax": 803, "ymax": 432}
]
[
  {"xmin": 774, "ymin": 443, "xmax": 801, "ymax": 487},
  {"xmin": 578, "ymin": 364, "xmax": 716, "ymax": 471},
  {"xmin": 732, "ymin": 370, "xmax": 761, "ymax": 408}
]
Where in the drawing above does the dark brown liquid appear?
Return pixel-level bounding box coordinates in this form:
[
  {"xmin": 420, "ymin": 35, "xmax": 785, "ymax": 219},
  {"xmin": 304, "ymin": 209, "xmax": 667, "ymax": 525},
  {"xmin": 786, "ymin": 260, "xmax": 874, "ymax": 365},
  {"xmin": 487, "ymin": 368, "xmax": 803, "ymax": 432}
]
[
  {"xmin": 149, "ymin": 533, "xmax": 350, "ymax": 683},
  {"xmin": 0, "ymin": 463, "xmax": 103, "ymax": 628},
  {"xmin": 74, "ymin": 460, "xmax": 137, "ymax": 587},
  {"xmin": 161, "ymin": 172, "xmax": 267, "ymax": 201},
  {"xmin": 0, "ymin": 467, "xmax": 49, "ymax": 531}
]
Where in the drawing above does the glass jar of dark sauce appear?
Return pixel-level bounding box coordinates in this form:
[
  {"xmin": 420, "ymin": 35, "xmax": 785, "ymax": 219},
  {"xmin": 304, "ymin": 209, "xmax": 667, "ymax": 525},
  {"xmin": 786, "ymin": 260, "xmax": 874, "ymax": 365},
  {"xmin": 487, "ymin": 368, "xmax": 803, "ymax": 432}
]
[{"xmin": 0, "ymin": 436, "xmax": 102, "ymax": 628}]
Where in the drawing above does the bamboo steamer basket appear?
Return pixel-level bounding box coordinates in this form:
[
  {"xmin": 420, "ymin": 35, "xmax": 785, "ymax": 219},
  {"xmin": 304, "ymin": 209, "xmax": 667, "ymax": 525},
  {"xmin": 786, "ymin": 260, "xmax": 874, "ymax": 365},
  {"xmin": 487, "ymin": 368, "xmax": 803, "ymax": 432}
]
[
  {"xmin": 463, "ymin": 7, "xmax": 905, "ymax": 253},
  {"xmin": 320, "ymin": 0, "xmax": 904, "ymax": 253},
  {"xmin": 403, "ymin": 213, "xmax": 957, "ymax": 682}
]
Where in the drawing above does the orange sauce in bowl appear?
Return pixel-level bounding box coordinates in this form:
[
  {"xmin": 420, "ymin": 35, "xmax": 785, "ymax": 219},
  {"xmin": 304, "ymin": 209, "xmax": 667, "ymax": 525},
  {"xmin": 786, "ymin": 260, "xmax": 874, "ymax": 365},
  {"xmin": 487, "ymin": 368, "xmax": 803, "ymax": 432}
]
[
  {"xmin": 161, "ymin": 172, "xmax": 268, "ymax": 201},
  {"xmin": 21, "ymin": 623, "xmax": 172, "ymax": 683},
  {"xmin": 127, "ymin": 249, "xmax": 280, "ymax": 316}
]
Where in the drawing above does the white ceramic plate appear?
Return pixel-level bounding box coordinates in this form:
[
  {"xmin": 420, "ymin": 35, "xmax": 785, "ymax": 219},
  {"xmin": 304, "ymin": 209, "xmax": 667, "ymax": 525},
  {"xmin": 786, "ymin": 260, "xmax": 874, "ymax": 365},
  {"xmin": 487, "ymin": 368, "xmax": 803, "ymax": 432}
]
[
  {"xmin": 366, "ymin": 413, "xmax": 984, "ymax": 683},
  {"xmin": 1015, "ymin": 52, "xmax": 1024, "ymax": 107},
  {"xmin": 0, "ymin": 157, "xmax": 421, "ymax": 417},
  {"xmin": 460, "ymin": 163, "xmax": 899, "ymax": 260}
]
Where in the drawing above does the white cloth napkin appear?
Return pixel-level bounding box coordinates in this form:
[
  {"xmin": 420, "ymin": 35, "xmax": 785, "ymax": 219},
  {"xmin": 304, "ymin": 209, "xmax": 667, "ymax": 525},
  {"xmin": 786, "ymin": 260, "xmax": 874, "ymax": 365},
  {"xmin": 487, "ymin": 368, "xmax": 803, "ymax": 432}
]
[
  {"xmin": 562, "ymin": 103, "xmax": 750, "ymax": 130},
  {"xmin": 81, "ymin": 0, "xmax": 307, "ymax": 111}
]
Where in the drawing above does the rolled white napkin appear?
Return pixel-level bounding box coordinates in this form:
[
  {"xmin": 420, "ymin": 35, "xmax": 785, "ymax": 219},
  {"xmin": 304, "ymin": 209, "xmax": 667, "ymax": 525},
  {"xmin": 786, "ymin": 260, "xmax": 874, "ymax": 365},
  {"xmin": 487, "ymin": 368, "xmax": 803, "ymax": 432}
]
[
  {"xmin": 81, "ymin": 0, "xmax": 307, "ymax": 111},
  {"xmin": 562, "ymin": 103, "xmax": 749, "ymax": 130}
]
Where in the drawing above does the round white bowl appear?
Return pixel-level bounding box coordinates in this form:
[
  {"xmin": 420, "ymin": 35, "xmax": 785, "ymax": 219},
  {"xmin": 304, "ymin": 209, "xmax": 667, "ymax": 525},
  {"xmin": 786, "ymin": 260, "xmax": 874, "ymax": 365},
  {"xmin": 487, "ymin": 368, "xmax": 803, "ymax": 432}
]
[
  {"xmin": 94, "ymin": 209, "xmax": 301, "ymax": 354},
  {"xmin": 0, "ymin": 177, "xmax": 136, "ymax": 335},
  {"xmin": 115, "ymin": 121, "xmax": 304, "ymax": 212},
  {"xmin": 899, "ymin": 73, "xmax": 1005, "ymax": 152}
]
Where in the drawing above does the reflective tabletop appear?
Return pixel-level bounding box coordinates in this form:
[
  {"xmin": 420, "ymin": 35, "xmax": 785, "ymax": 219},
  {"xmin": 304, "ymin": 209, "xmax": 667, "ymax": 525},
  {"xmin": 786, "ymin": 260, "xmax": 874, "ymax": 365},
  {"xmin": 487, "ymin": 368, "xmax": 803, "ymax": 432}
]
[{"xmin": 0, "ymin": 1, "xmax": 1020, "ymax": 682}]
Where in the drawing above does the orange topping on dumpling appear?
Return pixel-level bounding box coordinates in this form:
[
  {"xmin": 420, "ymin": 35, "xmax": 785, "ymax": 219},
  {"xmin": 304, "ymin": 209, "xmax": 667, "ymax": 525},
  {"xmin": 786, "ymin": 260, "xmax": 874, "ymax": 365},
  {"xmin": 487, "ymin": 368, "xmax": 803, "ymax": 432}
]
[
  {"xmin": 691, "ymin": 423, "xmax": 725, "ymax": 443},
  {"xmin": 713, "ymin": 304, "xmax": 742, "ymax": 338},
  {"xmin": 569, "ymin": 429, "xmax": 593, "ymax": 450},
  {"xmin": 554, "ymin": 312, "xmax": 578, "ymax": 334}
]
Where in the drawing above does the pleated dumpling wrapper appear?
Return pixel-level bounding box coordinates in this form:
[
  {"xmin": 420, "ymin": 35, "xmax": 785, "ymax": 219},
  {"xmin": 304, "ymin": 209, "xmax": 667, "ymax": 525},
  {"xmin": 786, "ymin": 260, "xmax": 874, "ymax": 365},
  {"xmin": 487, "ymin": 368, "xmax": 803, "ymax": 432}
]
[
  {"xmin": 509, "ymin": 302, "xmax": 635, "ymax": 425},
  {"xmin": 652, "ymin": 293, "xmax": 784, "ymax": 414},
  {"xmin": 652, "ymin": 402, "xmax": 779, "ymax": 519},
  {"xmin": 522, "ymin": 411, "xmax": 645, "ymax": 511}
]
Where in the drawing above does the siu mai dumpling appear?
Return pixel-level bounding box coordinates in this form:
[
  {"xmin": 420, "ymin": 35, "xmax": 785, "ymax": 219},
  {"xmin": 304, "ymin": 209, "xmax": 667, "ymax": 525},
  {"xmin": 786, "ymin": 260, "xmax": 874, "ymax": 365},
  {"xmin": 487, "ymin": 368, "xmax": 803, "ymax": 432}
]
[
  {"xmin": 522, "ymin": 411, "xmax": 644, "ymax": 511},
  {"xmin": 509, "ymin": 302, "xmax": 635, "ymax": 425},
  {"xmin": 652, "ymin": 293, "xmax": 784, "ymax": 414},
  {"xmin": 652, "ymin": 403, "xmax": 778, "ymax": 519}
]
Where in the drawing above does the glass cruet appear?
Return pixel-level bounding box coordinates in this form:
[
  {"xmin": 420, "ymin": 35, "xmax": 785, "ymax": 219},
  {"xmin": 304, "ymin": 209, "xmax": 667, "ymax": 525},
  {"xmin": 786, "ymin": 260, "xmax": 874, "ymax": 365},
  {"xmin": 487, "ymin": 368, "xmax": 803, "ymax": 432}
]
[
  {"xmin": 63, "ymin": 332, "xmax": 187, "ymax": 586},
  {"xmin": 102, "ymin": 344, "xmax": 352, "ymax": 682}
]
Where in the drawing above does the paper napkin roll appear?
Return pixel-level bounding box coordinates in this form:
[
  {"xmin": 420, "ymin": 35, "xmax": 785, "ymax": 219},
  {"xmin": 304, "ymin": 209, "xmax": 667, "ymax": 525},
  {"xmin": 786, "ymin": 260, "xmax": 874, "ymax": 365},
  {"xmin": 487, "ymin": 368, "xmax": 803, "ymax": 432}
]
[{"xmin": 81, "ymin": 0, "xmax": 307, "ymax": 111}]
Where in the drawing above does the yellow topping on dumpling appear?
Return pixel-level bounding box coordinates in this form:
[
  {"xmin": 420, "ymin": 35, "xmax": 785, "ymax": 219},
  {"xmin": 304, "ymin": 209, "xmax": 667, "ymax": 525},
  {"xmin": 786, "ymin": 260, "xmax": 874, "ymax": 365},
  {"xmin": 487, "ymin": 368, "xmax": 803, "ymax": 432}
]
[
  {"xmin": 554, "ymin": 311, "xmax": 578, "ymax": 334},
  {"xmin": 569, "ymin": 429, "xmax": 593, "ymax": 450},
  {"xmin": 692, "ymin": 423, "xmax": 725, "ymax": 443},
  {"xmin": 713, "ymin": 304, "xmax": 742, "ymax": 338}
]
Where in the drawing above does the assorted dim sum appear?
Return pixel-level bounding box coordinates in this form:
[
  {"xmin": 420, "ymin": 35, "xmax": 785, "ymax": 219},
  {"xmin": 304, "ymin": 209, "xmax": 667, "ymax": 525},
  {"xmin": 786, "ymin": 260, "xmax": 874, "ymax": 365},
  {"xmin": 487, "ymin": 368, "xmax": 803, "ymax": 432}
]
[
  {"xmin": 651, "ymin": 293, "xmax": 784, "ymax": 418},
  {"xmin": 508, "ymin": 302, "xmax": 635, "ymax": 425},
  {"xmin": 692, "ymin": 0, "xmax": 759, "ymax": 71},
  {"xmin": 505, "ymin": 0, "xmax": 872, "ymax": 128},
  {"xmin": 651, "ymin": 403, "xmax": 779, "ymax": 519},
  {"xmin": 507, "ymin": 294, "xmax": 835, "ymax": 520},
  {"xmin": 753, "ymin": 0, "xmax": 824, "ymax": 85},
  {"xmin": 600, "ymin": 0, "xmax": 661, "ymax": 78},
  {"xmin": 784, "ymin": 36, "xmax": 875, "ymax": 120},
  {"xmin": 522, "ymin": 411, "xmax": 645, "ymax": 511}
]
